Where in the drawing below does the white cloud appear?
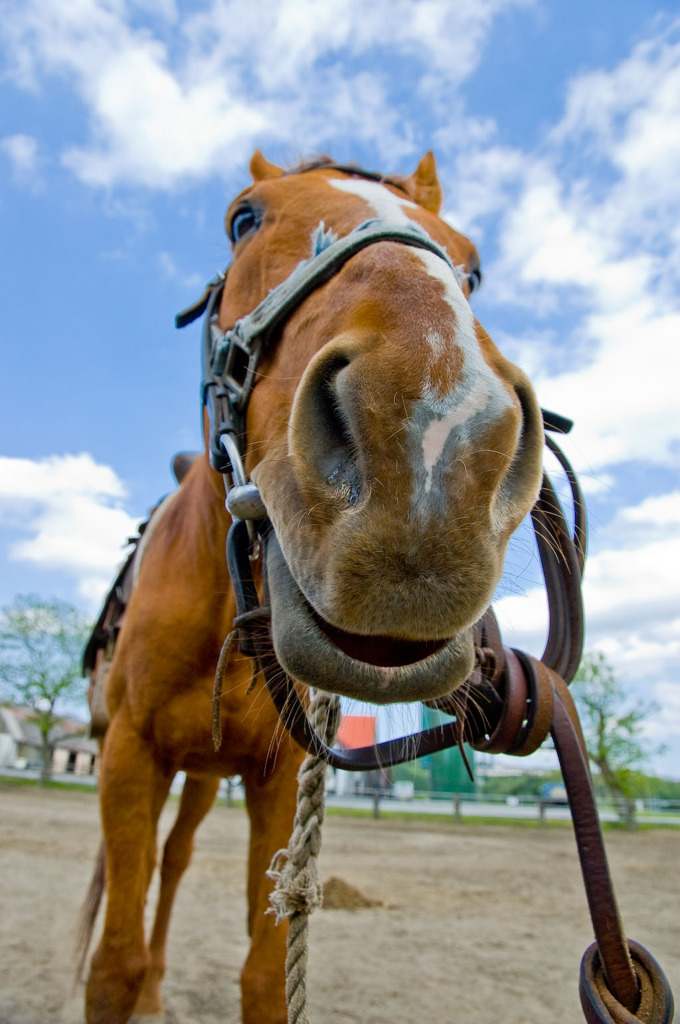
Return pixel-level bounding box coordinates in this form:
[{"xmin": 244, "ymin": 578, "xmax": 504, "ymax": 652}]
[
  {"xmin": 650, "ymin": 680, "xmax": 680, "ymax": 744},
  {"xmin": 618, "ymin": 490, "xmax": 680, "ymax": 527},
  {"xmin": 1, "ymin": 133, "xmax": 39, "ymax": 183},
  {"xmin": 535, "ymin": 302, "xmax": 680, "ymax": 471},
  {"xmin": 133, "ymin": 0, "xmax": 179, "ymax": 20},
  {"xmin": 0, "ymin": 453, "xmax": 125, "ymax": 502},
  {"xmin": 494, "ymin": 583, "xmax": 548, "ymax": 655},
  {"xmin": 62, "ymin": 60, "xmax": 267, "ymax": 188},
  {"xmin": 498, "ymin": 487, "xmax": 680, "ymax": 640},
  {"xmin": 496, "ymin": 486, "xmax": 680, "ymax": 761},
  {"xmin": 158, "ymin": 250, "xmax": 203, "ymax": 290},
  {"xmin": 575, "ymin": 472, "xmax": 615, "ymax": 498},
  {"xmin": 463, "ymin": 19, "xmax": 680, "ymax": 474},
  {"xmin": 185, "ymin": 0, "xmax": 536, "ymax": 92},
  {"xmin": 599, "ymin": 489, "xmax": 680, "ymax": 555},
  {"xmin": 493, "ymin": 166, "xmax": 657, "ymax": 309},
  {"xmin": 0, "ymin": 454, "xmax": 139, "ymax": 608},
  {"xmin": 0, "ymin": 0, "xmax": 536, "ymax": 188},
  {"xmin": 440, "ymin": 145, "xmax": 528, "ymax": 240},
  {"xmin": 554, "ymin": 24, "xmax": 680, "ymax": 203},
  {"xmin": 582, "ymin": 536, "xmax": 680, "ymax": 632}
]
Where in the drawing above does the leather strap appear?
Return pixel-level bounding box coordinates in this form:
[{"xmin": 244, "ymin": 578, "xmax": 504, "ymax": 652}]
[
  {"xmin": 580, "ymin": 941, "xmax": 674, "ymax": 1024},
  {"xmin": 549, "ymin": 672, "xmax": 638, "ymax": 1009}
]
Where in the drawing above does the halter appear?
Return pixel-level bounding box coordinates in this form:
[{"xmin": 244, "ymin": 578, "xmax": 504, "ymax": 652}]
[
  {"xmin": 177, "ymin": 202, "xmax": 673, "ymax": 1024},
  {"xmin": 178, "ymin": 216, "xmax": 471, "ymax": 473}
]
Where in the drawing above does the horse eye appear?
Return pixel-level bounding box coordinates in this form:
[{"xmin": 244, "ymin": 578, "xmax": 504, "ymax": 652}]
[
  {"xmin": 467, "ymin": 268, "xmax": 482, "ymax": 294},
  {"xmin": 229, "ymin": 205, "xmax": 259, "ymax": 243}
]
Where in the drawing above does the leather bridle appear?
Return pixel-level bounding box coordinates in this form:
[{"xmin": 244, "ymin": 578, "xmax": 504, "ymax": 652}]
[
  {"xmin": 178, "ymin": 215, "xmax": 471, "ymax": 471},
  {"xmin": 177, "ymin": 190, "xmax": 674, "ymax": 1024}
]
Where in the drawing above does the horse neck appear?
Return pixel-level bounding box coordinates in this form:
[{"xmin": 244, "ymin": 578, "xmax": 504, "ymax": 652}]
[
  {"xmin": 165, "ymin": 454, "xmax": 233, "ymax": 596},
  {"xmin": 193, "ymin": 451, "xmax": 231, "ymax": 542}
]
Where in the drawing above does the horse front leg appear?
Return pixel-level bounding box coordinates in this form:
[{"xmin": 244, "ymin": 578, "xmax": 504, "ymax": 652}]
[
  {"xmin": 85, "ymin": 706, "xmax": 173, "ymax": 1024},
  {"xmin": 241, "ymin": 753, "xmax": 302, "ymax": 1024},
  {"xmin": 132, "ymin": 773, "xmax": 220, "ymax": 1016}
]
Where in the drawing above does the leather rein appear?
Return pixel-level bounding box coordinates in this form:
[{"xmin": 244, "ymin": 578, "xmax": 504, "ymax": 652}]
[{"xmin": 177, "ymin": 210, "xmax": 674, "ymax": 1024}]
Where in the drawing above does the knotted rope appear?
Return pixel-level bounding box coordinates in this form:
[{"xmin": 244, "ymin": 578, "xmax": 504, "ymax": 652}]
[{"xmin": 267, "ymin": 688, "xmax": 341, "ymax": 1024}]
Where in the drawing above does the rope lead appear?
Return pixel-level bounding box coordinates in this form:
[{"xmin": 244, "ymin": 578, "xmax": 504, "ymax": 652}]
[{"xmin": 267, "ymin": 688, "xmax": 341, "ymax": 1024}]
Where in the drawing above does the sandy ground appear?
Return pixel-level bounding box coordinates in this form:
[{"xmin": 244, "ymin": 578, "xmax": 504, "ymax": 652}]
[{"xmin": 0, "ymin": 784, "xmax": 677, "ymax": 1024}]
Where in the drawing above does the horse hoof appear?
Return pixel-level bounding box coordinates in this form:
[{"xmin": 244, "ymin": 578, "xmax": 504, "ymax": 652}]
[{"xmin": 129, "ymin": 1015, "xmax": 165, "ymax": 1024}]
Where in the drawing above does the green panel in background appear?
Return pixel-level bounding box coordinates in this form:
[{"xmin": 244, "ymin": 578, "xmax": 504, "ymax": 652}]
[{"xmin": 421, "ymin": 706, "xmax": 476, "ymax": 795}]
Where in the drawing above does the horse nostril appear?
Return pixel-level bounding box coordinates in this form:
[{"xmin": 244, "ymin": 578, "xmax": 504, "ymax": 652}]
[
  {"xmin": 294, "ymin": 351, "xmax": 363, "ymax": 504},
  {"xmin": 326, "ymin": 464, "xmax": 360, "ymax": 503},
  {"xmin": 516, "ymin": 378, "xmax": 542, "ymax": 450}
]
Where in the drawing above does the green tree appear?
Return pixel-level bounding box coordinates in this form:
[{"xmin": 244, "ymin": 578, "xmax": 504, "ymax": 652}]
[
  {"xmin": 481, "ymin": 771, "xmax": 561, "ymax": 799},
  {"xmin": 572, "ymin": 652, "xmax": 663, "ymax": 829},
  {"xmin": 0, "ymin": 595, "xmax": 90, "ymax": 783}
]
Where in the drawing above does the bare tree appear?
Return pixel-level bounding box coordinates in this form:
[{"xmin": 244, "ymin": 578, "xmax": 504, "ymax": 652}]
[
  {"xmin": 0, "ymin": 594, "xmax": 90, "ymax": 783},
  {"xmin": 572, "ymin": 651, "xmax": 663, "ymax": 829}
]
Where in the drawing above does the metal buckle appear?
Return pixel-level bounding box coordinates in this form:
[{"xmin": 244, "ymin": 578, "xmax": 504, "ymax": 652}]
[
  {"xmin": 211, "ymin": 323, "xmax": 262, "ymax": 414},
  {"xmin": 219, "ymin": 434, "xmax": 262, "ymax": 548}
]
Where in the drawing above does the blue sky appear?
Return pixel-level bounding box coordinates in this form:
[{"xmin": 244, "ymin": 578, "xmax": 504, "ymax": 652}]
[{"xmin": 1, "ymin": 0, "xmax": 679, "ymax": 776}]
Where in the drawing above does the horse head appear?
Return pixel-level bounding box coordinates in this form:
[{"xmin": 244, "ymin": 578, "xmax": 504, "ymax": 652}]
[{"xmin": 215, "ymin": 150, "xmax": 544, "ymax": 706}]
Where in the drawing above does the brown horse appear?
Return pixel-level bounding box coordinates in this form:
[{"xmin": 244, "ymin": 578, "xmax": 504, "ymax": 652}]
[{"xmin": 83, "ymin": 149, "xmax": 545, "ymax": 1024}]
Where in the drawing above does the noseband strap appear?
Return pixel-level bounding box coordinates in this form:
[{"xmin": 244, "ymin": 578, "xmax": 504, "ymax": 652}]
[{"xmin": 178, "ymin": 218, "xmax": 465, "ymax": 476}]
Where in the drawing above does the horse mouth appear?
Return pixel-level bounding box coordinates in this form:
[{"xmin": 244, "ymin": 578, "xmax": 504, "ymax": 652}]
[
  {"xmin": 265, "ymin": 531, "xmax": 475, "ymax": 704},
  {"xmin": 309, "ymin": 610, "xmax": 448, "ymax": 667}
]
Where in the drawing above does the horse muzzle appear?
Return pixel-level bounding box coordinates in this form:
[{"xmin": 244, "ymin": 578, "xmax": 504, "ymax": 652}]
[{"xmin": 264, "ymin": 529, "xmax": 475, "ymax": 704}]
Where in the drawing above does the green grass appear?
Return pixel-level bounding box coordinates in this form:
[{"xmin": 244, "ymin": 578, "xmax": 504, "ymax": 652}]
[
  {"xmin": 325, "ymin": 805, "xmax": 571, "ymax": 828},
  {"xmin": 323, "ymin": 804, "xmax": 679, "ymax": 830},
  {"xmin": 0, "ymin": 775, "xmax": 98, "ymax": 793}
]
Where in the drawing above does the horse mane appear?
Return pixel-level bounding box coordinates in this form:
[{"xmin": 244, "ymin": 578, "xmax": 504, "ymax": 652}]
[
  {"xmin": 284, "ymin": 154, "xmax": 408, "ymax": 194},
  {"xmin": 287, "ymin": 154, "xmax": 335, "ymax": 173}
]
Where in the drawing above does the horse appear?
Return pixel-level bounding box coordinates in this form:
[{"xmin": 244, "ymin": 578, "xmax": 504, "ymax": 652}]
[{"xmin": 81, "ymin": 149, "xmax": 545, "ymax": 1024}]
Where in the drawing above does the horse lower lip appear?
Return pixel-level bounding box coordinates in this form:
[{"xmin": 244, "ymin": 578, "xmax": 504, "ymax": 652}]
[
  {"xmin": 309, "ymin": 608, "xmax": 449, "ymax": 668},
  {"xmin": 265, "ymin": 530, "xmax": 475, "ymax": 703}
]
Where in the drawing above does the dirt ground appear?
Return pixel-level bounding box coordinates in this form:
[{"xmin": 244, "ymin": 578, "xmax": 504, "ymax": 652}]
[{"xmin": 0, "ymin": 785, "xmax": 677, "ymax": 1024}]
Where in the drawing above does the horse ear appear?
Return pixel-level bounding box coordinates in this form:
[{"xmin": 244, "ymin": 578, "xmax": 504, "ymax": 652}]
[
  {"xmin": 394, "ymin": 151, "xmax": 442, "ymax": 213},
  {"xmin": 250, "ymin": 149, "xmax": 285, "ymax": 181}
]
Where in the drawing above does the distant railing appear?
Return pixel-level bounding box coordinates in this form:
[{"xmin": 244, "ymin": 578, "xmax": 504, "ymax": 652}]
[{"xmin": 326, "ymin": 786, "xmax": 680, "ymax": 825}]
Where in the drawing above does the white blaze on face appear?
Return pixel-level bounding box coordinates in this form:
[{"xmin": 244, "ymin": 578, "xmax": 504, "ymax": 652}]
[
  {"xmin": 329, "ymin": 177, "xmax": 417, "ymax": 223},
  {"xmin": 415, "ymin": 247, "xmax": 513, "ymax": 492},
  {"xmin": 421, "ymin": 378, "xmax": 490, "ymax": 492},
  {"xmin": 328, "ymin": 176, "xmax": 513, "ymax": 498}
]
